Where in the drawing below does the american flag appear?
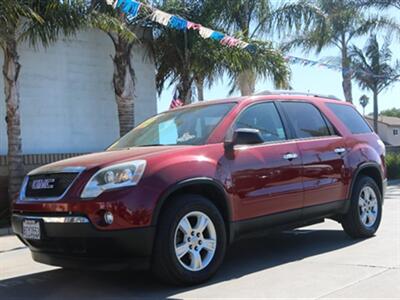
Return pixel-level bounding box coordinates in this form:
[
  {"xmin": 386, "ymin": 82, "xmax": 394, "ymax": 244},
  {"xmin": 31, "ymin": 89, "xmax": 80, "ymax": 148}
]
[{"xmin": 170, "ymin": 90, "xmax": 184, "ymax": 110}]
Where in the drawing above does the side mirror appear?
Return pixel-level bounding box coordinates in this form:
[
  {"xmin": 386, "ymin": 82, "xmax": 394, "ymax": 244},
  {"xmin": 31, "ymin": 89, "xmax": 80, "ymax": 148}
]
[{"xmin": 224, "ymin": 128, "xmax": 264, "ymax": 152}]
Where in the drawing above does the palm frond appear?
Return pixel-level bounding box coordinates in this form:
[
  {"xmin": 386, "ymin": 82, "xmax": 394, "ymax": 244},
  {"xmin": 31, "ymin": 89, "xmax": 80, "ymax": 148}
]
[{"xmin": 18, "ymin": 0, "xmax": 88, "ymax": 48}]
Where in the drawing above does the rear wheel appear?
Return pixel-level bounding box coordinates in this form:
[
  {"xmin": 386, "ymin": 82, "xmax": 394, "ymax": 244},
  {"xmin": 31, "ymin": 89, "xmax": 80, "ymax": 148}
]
[
  {"xmin": 341, "ymin": 176, "xmax": 382, "ymax": 238},
  {"xmin": 152, "ymin": 194, "xmax": 227, "ymax": 285}
]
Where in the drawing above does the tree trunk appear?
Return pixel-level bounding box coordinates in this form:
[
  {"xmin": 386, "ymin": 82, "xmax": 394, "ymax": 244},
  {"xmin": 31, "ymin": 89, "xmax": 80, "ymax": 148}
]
[
  {"xmin": 341, "ymin": 46, "xmax": 353, "ymax": 103},
  {"xmin": 373, "ymin": 90, "xmax": 379, "ymax": 134},
  {"xmin": 178, "ymin": 76, "xmax": 193, "ymax": 104},
  {"xmin": 238, "ymin": 69, "xmax": 256, "ymax": 96},
  {"xmin": 2, "ymin": 39, "xmax": 24, "ymax": 202},
  {"xmin": 112, "ymin": 36, "xmax": 135, "ymax": 137},
  {"xmin": 195, "ymin": 78, "xmax": 205, "ymax": 101}
]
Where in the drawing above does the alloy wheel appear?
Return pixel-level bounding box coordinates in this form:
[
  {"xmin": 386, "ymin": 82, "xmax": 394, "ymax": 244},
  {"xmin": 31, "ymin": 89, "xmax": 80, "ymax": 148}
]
[
  {"xmin": 174, "ymin": 211, "xmax": 217, "ymax": 272},
  {"xmin": 358, "ymin": 186, "xmax": 379, "ymax": 228}
]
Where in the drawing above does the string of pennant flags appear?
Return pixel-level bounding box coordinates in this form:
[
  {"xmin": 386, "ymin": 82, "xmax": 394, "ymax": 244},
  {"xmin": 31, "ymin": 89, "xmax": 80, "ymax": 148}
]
[
  {"xmin": 106, "ymin": 0, "xmax": 251, "ymax": 51},
  {"xmin": 106, "ymin": 0, "xmax": 400, "ymax": 81}
]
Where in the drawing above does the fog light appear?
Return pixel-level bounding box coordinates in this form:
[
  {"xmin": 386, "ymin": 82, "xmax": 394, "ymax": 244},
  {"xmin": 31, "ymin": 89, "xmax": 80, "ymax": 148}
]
[{"xmin": 104, "ymin": 211, "xmax": 114, "ymax": 225}]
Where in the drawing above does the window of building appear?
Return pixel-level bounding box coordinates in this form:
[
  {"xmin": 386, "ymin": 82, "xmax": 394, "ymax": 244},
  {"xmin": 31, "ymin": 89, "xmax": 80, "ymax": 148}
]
[{"xmin": 394, "ymin": 129, "xmax": 399, "ymax": 136}]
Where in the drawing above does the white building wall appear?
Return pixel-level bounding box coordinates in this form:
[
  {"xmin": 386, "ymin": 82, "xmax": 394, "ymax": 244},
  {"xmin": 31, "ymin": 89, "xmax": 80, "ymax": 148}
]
[
  {"xmin": 0, "ymin": 29, "xmax": 156, "ymax": 155},
  {"xmin": 367, "ymin": 119, "xmax": 400, "ymax": 146}
]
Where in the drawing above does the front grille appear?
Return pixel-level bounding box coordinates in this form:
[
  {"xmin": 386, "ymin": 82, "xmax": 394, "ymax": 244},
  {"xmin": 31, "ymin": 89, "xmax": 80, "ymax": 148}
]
[{"xmin": 25, "ymin": 173, "xmax": 79, "ymax": 199}]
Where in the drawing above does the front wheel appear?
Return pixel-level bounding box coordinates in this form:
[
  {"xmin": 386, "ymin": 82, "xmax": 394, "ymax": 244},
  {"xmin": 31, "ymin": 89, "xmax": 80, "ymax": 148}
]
[
  {"xmin": 152, "ymin": 194, "xmax": 227, "ymax": 285},
  {"xmin": 341, "ymin": 176, "xmax": 382, "ymax": 238}
]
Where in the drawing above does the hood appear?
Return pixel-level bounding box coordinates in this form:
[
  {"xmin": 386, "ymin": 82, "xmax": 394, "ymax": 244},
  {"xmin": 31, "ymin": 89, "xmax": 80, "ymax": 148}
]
[{"xmin": 30, "ymin": 146, "xmax": 191, "ymax": 174}]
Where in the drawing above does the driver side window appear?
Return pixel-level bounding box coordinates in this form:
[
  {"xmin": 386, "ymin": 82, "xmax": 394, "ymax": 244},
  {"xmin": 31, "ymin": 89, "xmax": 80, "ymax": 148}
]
[{"xmin": 234, "ymin": 102, "xmax": 287, "ymax": 143}]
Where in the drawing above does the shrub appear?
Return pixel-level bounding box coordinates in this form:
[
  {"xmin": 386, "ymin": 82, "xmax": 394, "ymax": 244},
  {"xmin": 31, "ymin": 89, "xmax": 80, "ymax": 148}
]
[{"xmin": 386, "ymin": 153, "xmax": 400, "ymax": 180}]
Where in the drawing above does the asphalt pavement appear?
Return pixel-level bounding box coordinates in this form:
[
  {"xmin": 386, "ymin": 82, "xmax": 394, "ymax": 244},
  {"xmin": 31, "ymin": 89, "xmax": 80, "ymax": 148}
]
[{"xmin": 0, "ymin": 184, "xmax": 399, "ymax": 299}]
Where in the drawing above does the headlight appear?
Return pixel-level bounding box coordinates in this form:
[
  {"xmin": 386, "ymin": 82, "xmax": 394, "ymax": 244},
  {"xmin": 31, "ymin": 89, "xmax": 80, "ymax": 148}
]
[{"xmin": 81, "ymin": 160, "xmax": 147, "ymax": 199}]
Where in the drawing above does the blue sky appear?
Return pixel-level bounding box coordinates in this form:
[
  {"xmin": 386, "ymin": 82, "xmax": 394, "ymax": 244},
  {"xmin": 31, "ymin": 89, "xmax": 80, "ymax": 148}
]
[{"xmin": 158, "ymin": 6, "xmax": 400, "ymax": 115}]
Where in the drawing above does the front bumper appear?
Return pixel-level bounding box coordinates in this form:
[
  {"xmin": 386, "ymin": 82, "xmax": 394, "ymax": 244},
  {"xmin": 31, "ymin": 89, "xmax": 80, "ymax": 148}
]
[{"xmin": 12, "ymin": 214, "xmax": 155, "ymax": 270}]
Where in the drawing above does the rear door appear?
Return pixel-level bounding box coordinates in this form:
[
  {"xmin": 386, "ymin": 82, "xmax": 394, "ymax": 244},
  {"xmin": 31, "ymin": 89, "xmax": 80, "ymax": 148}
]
[
  {"xmin": 229, "ymin": 102, "xmax": 304, "ymax": 222},
  {"xmin": 278, "ymin": 101, "xmax": 348, "ymax": 210}
]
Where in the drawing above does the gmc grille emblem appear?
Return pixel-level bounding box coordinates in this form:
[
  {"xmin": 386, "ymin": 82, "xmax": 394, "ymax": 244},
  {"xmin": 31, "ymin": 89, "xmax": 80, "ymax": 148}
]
[{"xmin": 31, "ymin": 179, "xmax": 56, "ymax": 190}]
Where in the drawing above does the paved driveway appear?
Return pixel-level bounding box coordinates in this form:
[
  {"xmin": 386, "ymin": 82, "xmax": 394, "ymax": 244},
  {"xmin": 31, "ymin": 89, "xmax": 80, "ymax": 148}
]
[{"xmin": 1, "ymin": 185, "xmax": 399, "ymax": 299}]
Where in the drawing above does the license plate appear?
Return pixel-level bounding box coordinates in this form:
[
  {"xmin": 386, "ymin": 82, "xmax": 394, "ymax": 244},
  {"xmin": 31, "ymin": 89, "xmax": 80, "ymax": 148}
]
[{"xmin": 22, "ymin": 219, "xmax": 41, "ymax": 240}]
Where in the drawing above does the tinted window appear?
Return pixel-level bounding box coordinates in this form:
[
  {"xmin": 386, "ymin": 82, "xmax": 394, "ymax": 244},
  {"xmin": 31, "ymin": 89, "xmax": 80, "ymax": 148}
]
[
  {"xmin": 327, "ymin": 103, "xmax": 372, "ymax": 134},
  {"xmin": 234, "ymin": 102, "xmax": 286, "ymax": 142},
  {"xmin": 109, "ymin": 103, "xmax": 235, "ymax": 148},
  {"xmin": 282, "ymin": 102, "xmax": 331, "ymax": 138}
]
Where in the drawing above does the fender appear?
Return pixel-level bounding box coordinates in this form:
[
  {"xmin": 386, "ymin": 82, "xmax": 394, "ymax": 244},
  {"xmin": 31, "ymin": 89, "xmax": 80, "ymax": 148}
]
[
  {"xmin": 151, "ymin": 177, "xmax": 233, "ymax": 228},
  {"xmin": 343, "ymin": 162, "xmax": 384, "ymax": 213}
]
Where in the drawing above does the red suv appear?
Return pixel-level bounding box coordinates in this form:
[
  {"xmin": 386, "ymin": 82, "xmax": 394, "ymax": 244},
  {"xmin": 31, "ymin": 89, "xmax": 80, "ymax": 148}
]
[{"xmin": 12, "ymin": 92, "xmax": 386, "ymax": 285}]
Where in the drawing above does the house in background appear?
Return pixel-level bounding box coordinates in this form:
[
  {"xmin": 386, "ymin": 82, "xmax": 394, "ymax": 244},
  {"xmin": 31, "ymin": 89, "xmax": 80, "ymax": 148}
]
[
  {"xmin": 0, "ymin": 29, "xmax": 157, "ymax": 202},
  {"xmin": 366, "ymin": 116, "xmax": 400, "ymax": 147}
]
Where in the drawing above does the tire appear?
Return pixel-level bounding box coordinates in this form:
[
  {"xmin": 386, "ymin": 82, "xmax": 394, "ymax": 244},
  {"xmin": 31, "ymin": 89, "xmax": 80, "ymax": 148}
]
[
  {"xmin": 341, "ymin": 176, "xmax": 382, "ymax": 238},
  {"xmin": 152, "ymin": 194, "xmax": 227, "ymax": 285}
]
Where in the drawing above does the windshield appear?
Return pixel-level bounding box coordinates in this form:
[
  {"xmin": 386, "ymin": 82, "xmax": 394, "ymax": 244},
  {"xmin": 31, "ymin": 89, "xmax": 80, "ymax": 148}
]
[{"xmin": 108, "ymin": 103, "xmax": 236, "ymax": 149}]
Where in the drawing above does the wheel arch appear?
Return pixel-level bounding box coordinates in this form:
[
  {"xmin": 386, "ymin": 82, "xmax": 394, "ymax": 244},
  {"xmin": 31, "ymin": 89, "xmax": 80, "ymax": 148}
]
[
  {"xmin": 345, "ymin": 162, "xmax": 384, "ymax": 213},
  {"xmin": 151, "ymin": 177, "xmax": 233, "ymax": 241}
]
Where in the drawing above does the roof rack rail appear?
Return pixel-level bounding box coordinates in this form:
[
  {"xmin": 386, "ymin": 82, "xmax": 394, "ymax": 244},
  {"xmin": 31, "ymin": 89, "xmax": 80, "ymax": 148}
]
[{"xmin": 253, "ymin": 90, "xmax": 342, "ymax": 101}]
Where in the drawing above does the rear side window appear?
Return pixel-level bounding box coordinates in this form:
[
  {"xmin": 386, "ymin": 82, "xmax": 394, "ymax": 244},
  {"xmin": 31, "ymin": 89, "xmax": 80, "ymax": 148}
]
[
  {"xmin": 281, "ymin": 102, "xmax": 332, "ymax": 138},
  {"xmin": 234, "ymin": 102, "xmax": 286, "ymax": 142},
  {"xmin": 326, "ymin": 103, "xmax": 372, "ymax": 134}
]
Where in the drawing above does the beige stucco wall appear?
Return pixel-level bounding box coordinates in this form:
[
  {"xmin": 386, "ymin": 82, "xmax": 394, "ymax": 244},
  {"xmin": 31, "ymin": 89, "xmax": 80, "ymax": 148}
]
[{"xmin": 367, "ymin": 119, "xmax": 400, "ymax": 146}]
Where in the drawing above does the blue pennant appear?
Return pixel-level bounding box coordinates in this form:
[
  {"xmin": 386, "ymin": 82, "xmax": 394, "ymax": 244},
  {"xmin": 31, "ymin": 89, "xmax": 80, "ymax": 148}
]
[
  {"xmin": 210, "ymin": 31, "xmax": 225, "ymax": 41},
  {"xmin": 168, "ymin": 16, "xmax": 188, "ymax": 31},
  {"xmin": 117, "ymin": 0, "xmax": 141, "ymax": 18}
]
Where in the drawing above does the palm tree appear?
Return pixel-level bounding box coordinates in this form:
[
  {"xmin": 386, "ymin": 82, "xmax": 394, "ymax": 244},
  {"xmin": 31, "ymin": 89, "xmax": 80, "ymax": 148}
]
[
  {"xmin": 90, "ymin": 0, "xmax": 145, "ymax": 136},
  {"xmin": 0, "ymin": 0, "xmax": 86, "ymax": 202},
  {"xmin": 274, "ymin": 0, "xmax": 396, "ymax": 103},
  {"xmin": 218, "ymin": 0, "xmax": 275, "ymax": 95},
  {"xmin": 350, "ymin": 35, "xmax": 400, "ymax": 132},
  {"xmin": 357, "ymin": 0, "xmax": 400, "ymax": 9},
  {"xmin": 155, "ymin": 0, "xmax": 290, "ymax": 103},
  {"xmin": 154, "ymin": 0, "xmax": 223, "ymax": 104}
]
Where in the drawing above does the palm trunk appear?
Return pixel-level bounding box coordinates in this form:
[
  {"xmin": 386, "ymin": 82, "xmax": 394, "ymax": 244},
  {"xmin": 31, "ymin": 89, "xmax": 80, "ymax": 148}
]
[
  {"xmin": 112, "ymin": 36, "xmax": 135, "ymax": 137},
  {"xmin": 178, "ymin": 76, "xmax": 193, "ymax": 104},
  {"xmin": 341, "ymin": 46, "xmax": 353, "ymax": 103},
  {"xmin": 195, "ymin": 78, "xmax": 205, "ymax": 101},
  {"xmin": 3, "ymin": 38, "xmax": 24, "ymax": 202},
  {"xmin": 373, "ymin": 90, "xmax": 379, "ymax": 134},
  {"xmin": 238, "ymin": 69, "xmax": 256, "ymax": 96}
]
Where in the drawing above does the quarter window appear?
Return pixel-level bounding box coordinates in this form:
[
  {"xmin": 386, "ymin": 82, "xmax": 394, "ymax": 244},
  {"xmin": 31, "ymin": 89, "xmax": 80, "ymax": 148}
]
[
  {"xmin": 326, "ymin": 103, "xmax": 372, "ymax": 134},
  {"xmin": 281, "ymin": 102, "xmax": 332, "ymax": 138},
  {"xmin": 234, "ymin": 102, "xmax": 286, "ymax": 142}
]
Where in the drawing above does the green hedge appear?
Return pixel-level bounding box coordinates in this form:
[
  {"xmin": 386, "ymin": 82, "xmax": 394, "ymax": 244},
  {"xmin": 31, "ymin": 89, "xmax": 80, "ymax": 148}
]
[{"xmin": 386, "ymin": 153, "xmax": 400, "ymax": 180}]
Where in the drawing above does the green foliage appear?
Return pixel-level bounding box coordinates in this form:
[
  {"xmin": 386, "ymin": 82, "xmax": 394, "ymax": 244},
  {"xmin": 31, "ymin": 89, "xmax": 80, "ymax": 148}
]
[
  {"xmin": 357, "ymin": 0, "xmax": 400, "ymax": 10},
  {"xmin": 380, "ymin": 108, "xmax": 400, "ymax": 118},
  {"xmin": 386, "ymin": 152, "xmax": 400, "ymax": 180},
  {"xmin": 277, "ymin": 0, "xmax": 398, "ymax": 54},
  {"xmin": 218, "ymin": 0, "xmax": 272, "ymax": 38},
  {"xmin": 351, "ymin": 35, "xmax": 400, "ymax": 94},
  {"xmin": 154, "ymin": 0, "xmax": 290, "ymax": 99},
  {"xmin": 89, "ymin": 0, "xmax": 140, "ymax": 43},
  {"xmin": 0, "ymin": 0, "xmax": 88, "ymax": 49}
]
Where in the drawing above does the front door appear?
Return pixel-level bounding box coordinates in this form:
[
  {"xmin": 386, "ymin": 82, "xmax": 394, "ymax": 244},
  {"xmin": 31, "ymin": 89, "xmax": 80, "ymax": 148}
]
[{"xmin": 228, "ymin": 102, "xmax": 304, "ymax": 223}]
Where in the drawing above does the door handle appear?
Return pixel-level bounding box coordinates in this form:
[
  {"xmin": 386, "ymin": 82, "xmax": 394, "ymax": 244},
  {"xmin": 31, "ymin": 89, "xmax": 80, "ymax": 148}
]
[
  {"xmin": 334, "ymin": 147, "xmax": 346, "ymax": 155},
  {"xmin": 283, "ymin": 153, "xmax": 298, "ymax": 161}
]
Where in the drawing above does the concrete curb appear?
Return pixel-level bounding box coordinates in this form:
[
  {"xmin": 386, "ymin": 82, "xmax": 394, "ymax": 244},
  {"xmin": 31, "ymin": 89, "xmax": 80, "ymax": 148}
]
[
  {"xmin": 0, "ymin": 227, "xmax": 13, "ymax": 237},
  {"xmin": 388, "ymin": 179, "xmax": 400, "ymax": 186}
]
